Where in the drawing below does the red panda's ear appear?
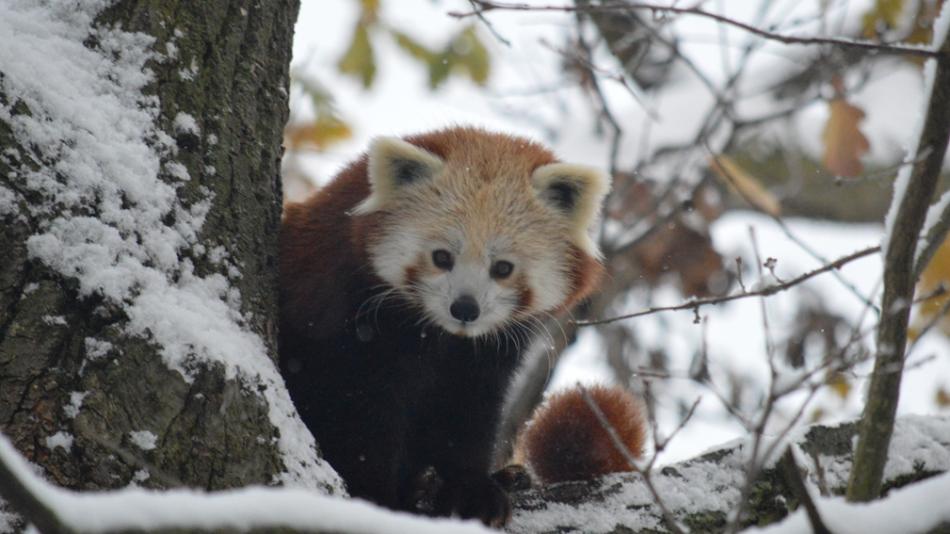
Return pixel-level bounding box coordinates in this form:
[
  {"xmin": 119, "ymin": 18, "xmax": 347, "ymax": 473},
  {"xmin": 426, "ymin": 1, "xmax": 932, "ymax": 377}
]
[
  {"xmin": 351, "ymin": 136, "xmax": 444, "ymax": 215},
  {"xmin": 531, "ymin": 163, "xmax": 611, "ymax": 258}
]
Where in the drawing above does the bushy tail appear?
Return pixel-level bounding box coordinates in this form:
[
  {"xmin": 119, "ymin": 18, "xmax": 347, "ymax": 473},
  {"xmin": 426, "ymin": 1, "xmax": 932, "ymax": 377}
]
[{"xmin": 517, "ymin": 385, "xmax": 647, "ymax": 484}]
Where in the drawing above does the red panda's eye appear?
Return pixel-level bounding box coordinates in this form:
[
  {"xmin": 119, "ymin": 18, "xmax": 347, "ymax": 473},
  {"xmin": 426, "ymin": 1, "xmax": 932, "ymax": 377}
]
[
  {"xmin": 490, "ymin": 260, "xmax": 514, "ymax": 279},
  {"xmin": 432, "ymin": 249, "xmax": 454, "ymax": 271}
]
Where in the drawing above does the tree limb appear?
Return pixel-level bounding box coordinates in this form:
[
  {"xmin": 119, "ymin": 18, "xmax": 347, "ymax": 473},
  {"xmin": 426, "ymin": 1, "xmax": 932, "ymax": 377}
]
[
  {"xmin": 0, "ymin": 437, "xmax": 74, "ymax": 534},
  {"xmin": 847, "ymin": 28, "xmax": 950, "ymax": 503}
]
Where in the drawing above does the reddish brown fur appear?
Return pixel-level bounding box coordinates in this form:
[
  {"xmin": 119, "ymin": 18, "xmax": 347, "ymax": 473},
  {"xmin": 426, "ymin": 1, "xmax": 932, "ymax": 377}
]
[
  {"xmin": 516, "ymin": 279, "xmax": 534, "ymax": 312},
  {"xmin": 561, "ymin": 245, "xmax": 605, "ymax": 312},
  {"xmin": 281, "ymin": 155, "xmax": 374, "ymax": 338},
  {"xmin": 280, "ymin": 126, "xmax": 603, "ymax": 339},
  {"xmin": 521, "ymin": 385, "xmax": 646, "ymax": 484}
]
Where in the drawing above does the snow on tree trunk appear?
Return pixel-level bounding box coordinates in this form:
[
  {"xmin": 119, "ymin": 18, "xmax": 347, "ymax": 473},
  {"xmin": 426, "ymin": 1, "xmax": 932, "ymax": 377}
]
[{"xmin": 0, "ymin": 0, "xmax": 341, "ymax": 512}]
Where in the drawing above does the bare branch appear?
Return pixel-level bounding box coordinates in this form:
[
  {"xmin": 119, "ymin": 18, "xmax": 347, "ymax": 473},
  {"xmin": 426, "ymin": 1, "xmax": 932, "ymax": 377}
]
[
  {"xmin": 779, "ymin": 448, "xmax": 832, "ymax": 534},
  {"xmin": 466, "ymin": 0, "xmax": 512, "ymax": 46},
  {"xmin": 578, "ymin": 385, "xmax": 687, "ymax": 534},
  {"xmin": 451, "ymin": 0, "xmax": 945, "ymax": 59},
  {"xmin": 848, "ymin": 30, "xmax": 950, "ymax": 503},
  {"xmin": 0, "ymin": 437, "xmax": 75, "ymax": 534},
  {"xmin": 575, "ymin": 246, "xmax": 880, "ymax": 326}
]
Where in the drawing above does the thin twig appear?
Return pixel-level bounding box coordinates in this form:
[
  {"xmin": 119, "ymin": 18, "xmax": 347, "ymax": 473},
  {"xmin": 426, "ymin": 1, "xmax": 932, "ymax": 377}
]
[
  {"xmin": 645, "ymin": 396, "xmax": 702, "ymax": 472},
  {"xmin": 779, "ymin": 447, "xmax": 832, "ymax": 534},
  {"xmin": 452, "ymin": 1, "xmax": 944, "ymax": 59},
  {"xmin": 575, "ymin": 246, "xmax": 880, "ymax": 326},
  {"xmin": 707, "ymin": 145, "xmax": 880, "ymax": 313},
  {"xmin": 466, "ymin": 0, "xmax": 512, "ymax": 46},
  {"xmin": 578, "ymin": 385, "xmax": 687, "ymax": 534}
]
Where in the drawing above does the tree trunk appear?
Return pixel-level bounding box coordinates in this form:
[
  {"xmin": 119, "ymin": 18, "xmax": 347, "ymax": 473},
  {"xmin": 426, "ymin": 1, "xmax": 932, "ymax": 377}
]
[{"xmin": 0, "ymin": 0, "xmax": 335, "ymax": 504}]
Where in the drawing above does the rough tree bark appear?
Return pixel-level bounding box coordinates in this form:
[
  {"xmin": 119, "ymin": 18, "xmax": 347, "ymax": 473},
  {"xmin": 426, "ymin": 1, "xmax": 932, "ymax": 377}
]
[{"xmin": 0, "ymin": 0, "xmax": 301, "ymax": 502}]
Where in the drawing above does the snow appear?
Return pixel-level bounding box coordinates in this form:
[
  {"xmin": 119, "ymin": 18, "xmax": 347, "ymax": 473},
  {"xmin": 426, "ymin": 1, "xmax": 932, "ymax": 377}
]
[
  {"xmin": 44, "ymin": 431, "xmax": 74, "ymax": 452},
  {"xmin": 746, "ymin": 471, "xmax": 950, "ymax": 534},
  {"xmin": 41, "ymin": 315, "xmax": 67, "ymax": 326},
  {"xmin": 172, "ymin": 112, "xmax": 199, "ymax": 135},
  {"xmin": 508, "ymin": 415, "xmax": 950, "ymax": 534},
  {"xmin": 0, "ymin": 1, "xmax": 340, "ymax": 490},
  {"xmin": 882, "ymin": 0, "xmax": 949, "ymax": 258},
  {"xmin": 128, "ymin": 431, "xmax": 157, "ymax": 451},
  {"xmin": 933, "ymin": 0, "xmax": 950, "ymax": 51},
  {"xmin": 0, "ymin": 435, "xmax": 492, "ymax": 534},
  {"xmin": 880, "ymin": 56, "xmax": 933, "ymax": 258},
  {"xmin": 0, "ymin": 185, "xmax": 17, "ymax": 217},
  {"xmin": 916, "ymin": 188, "xmax": 950, "ymax": 265},
  {"xmin": 178, "ymin": 57, "xmax": 198, "ymax": 81},
  {"xmin": 0, "ymin": 507, "xmax": 19, "ymax": 533},
  {"xmin": 164, "ymin": 161, "xmax": 190, "ymax": 181},
  {"xmin": 83, "ymin": 337, "xmax": 113, "ymax": 360},
  {"xmin": 63, "ymin": 391, "xmax": 87, "ymax": 419}
]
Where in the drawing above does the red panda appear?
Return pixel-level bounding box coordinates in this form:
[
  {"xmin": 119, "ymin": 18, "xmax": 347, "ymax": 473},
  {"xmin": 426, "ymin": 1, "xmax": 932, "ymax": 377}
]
[
  {"xmin": 516, "ymin": 385, "xmax": 647, "ymax": 484},
  {"xmin": 279, "ymin": 127, "xmax": 610, "ymax": 526}
]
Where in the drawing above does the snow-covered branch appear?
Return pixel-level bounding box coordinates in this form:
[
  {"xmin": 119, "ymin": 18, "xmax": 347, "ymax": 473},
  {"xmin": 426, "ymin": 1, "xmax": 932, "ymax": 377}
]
[
  {"xmin": 0, "ymin": 435, "xmax": 490, "ymax": 534},
  {"xmin": 507, "ymin": 415, "xmax": 950, "ymax": 533},
  {"xmin": 850, "ymin": 2, "xmax": 950, "ymax": 502}
]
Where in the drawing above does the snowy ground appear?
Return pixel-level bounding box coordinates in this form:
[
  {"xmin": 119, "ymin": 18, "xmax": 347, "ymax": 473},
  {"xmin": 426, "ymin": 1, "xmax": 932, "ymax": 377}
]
[{"xmin": 293, "ymin": 0, "xmax": 950, "ymax": 466}]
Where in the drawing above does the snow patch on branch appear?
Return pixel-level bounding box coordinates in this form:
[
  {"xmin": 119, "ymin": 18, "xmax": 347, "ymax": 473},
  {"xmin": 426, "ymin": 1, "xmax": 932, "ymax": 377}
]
[
  {"xmin": 128, "ymin": 431, "xmax": 157, "ymax": 451},
  {"xmin": 0, "ymin": 435, "xmax": 491, "ymax": 534},
  {"xmin": 0, "ymin": 506, "xmax": 19, "ymax": 533},
  {"xmin": 933, "ymin": 0, "xmax": 950, "ymax": 51},
  {"xmin": 882, "ymin": 1, "xmax": 950, "ymax": 258},
  {"xmin": 45, "ymin": 431, "xmax": 74, "ymax": 452},
  {"xmin": 881, "ymin": 57, "xmax": 937, "ymax": 258},
  {"xmin": 63, "ymin": 391, "xmax": 87, "ymax": 419},
  {"xmin": 746, "ymin": 471, "xmax": 950, "ymax": 534},
  {"xmin": 0, "ymin": 1, "xmax": 339, "ymax": 491},
  {"xmin": 915, "ymin": 188, "xmax": 950, "ymax": 265},
  {"xmin": 508, "ymin": 415, "xmax": 950, "ymax": 534},
  {"xmin": 0, "ymin": 186, "xmax": 17, "ymax": 217},
  {"xmin": 173, "ymin": 112, "xmax": 200, "ymax": 136}
]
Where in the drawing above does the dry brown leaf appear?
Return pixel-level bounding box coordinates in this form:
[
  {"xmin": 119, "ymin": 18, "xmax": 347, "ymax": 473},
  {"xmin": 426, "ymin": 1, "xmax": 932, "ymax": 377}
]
[
  {"xmin": 937, "ymin": 386, "xmax": 950, "ymax": 407},
  {"xmin": 284, "ymin": 118, "xmax": 352, "ymax": 152},
  {"xmin": 822, "ymin": 98, "xmax": 871, "ymax": 177},
  {"xmin": 709, "ymin": 155, "xmax": 781, "ymax": 216},
  {"xmin": 827, "ymin": 372, "xmax": 852, "ymax": 400}
]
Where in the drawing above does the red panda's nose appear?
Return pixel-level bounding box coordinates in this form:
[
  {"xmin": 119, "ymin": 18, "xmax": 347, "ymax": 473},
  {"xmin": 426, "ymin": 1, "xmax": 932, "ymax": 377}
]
[{"xmin": 450, "ymin": 295, "xmax": 480, "ymax": 323}]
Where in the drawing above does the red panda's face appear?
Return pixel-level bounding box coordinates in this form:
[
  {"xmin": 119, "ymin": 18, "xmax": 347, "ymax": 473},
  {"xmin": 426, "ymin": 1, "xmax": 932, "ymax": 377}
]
[{"xmin": 352, "ymin": 132, "xmax": 609, "ymax": 338}]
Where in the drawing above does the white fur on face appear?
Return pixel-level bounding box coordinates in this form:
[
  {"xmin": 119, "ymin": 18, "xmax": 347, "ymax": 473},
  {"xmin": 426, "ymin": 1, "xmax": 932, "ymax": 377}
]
[
  {"xmin": 370, "ymin": 228, "xmax": 557, "ymax": 338},
  {"xmin": 356, "ymin": 130, "xmax": 608, "ymax": 338},
  {"xmin": 419, "ymin": 259, "xmax": 515, "ymax": 337}
]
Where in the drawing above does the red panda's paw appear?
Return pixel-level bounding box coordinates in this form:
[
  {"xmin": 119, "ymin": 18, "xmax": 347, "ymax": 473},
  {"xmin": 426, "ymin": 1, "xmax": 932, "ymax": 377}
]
[
  {"xmin": 491, "ymin": 463, "xmax": 533, "ymax": 492},
  {"xmin": 405, "ymin": 465, "xmax": 443, "ymax": 515},
  {"xmin": 435, "ymin": 473, "xmax": 512, "ymax": 528}
]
